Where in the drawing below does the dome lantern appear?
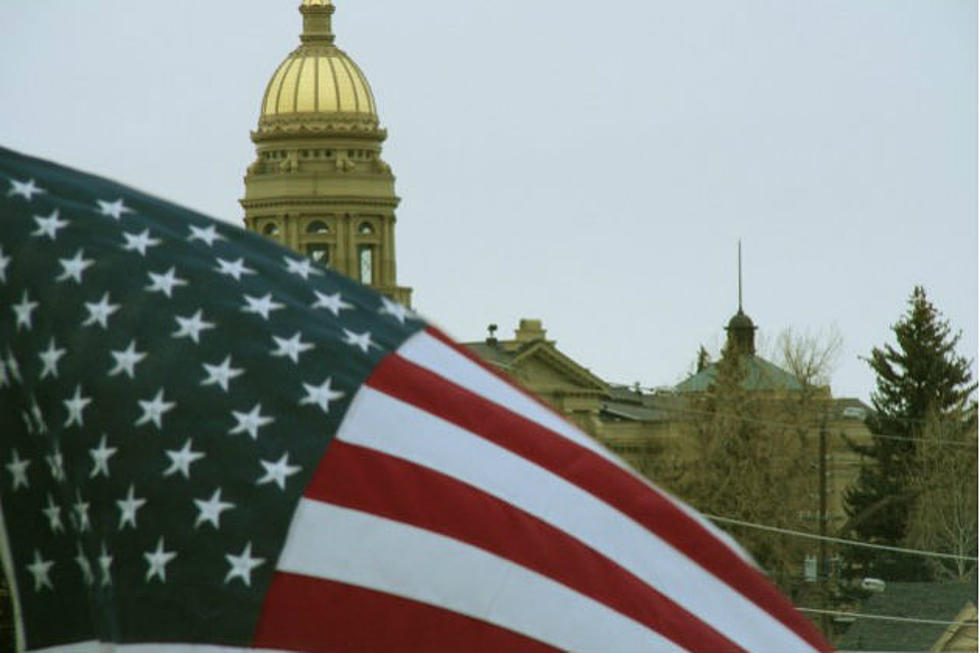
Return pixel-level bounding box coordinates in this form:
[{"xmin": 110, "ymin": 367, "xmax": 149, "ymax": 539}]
[{"xmin": 300, "ymin": 0, "xmax": 335, "ymax": 45}]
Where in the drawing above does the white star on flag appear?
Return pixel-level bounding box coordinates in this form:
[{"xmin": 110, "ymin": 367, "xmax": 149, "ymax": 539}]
[
  {"xmin": 63, "ymin": 384, "xmax": 92, "ymax": 428},
  {"xmin": 134, "ymin": 389, "xmax": 176, "ymax": 429},
  {"xmin": 32, "ymin": 209, "xmax": 68, "ymax": 239},
  {"xmin": 143, "ymin": 537, "xmax": 177, "ymax": 583},
  {"xmin": 172, "ymin": 309, "xmax": 216, "ymax": 344},
  {"xmin": 12, "ymin": 290, "xmax": 38, "ymax": 331},
  {"xmin": 121, "ymin": 229, "xmax": 161, "ymax": 256},
  {"xmin": 271, "ymin": 332, "xmax": 314, "ymax": 364},
  {"xmin": 201, "ymin": 355, "xmax": 244, "ymax": 392},
  {"xmin": 89, "ymin": 434, "xmax": 118, "ymax": 478},
  {"xmin": 5, "ymin": 349, "xmax": 21, "ymax": 384},
  {"xmin": 29, "ymin": 398, "xmax": 46, "ymax": 434},
  {"xmin": 242, "ymin": 293, "xmax": 285, "ymax": 321},
  {"xmin": 194, "ymin": 488, "xmax": 235, "ymax": 529},
  {"xmin": 145, "ymin": 267, "xmax": 188, "ymax": 298},
  {"xmin": 6, "ymin": 449, "xmax": 30, "ymax": 490},
  {"xmin": 342, "ymin": 328, "xmax": 376, "ymax": 353},
  {"xmin": 188, "ymin": 224, "xmax": 225, "ymax": 246},
  {"xmin": 82, "ymin": 292, "xmax": 121, "ymax": 329},
  {"xmin": 284, "ymin": 256, "xmax": 323, "ymax": 280},
  {"xmin": 230, "ymin": 403, "xmax": 274, "ymax": 440},
  {"xmin": 26, "ymin": 550, "xmax": 54, "ymax": 591},
  {"xmin": 55, "ymin": 249, "xmax": 95, "ymax": 283},
  {"xmin": 116, "ymin": 485, "xmax": 147, "ymax": 530},
  {"xmin": 0, "ymin": 246, "xmax": 10, "ymax": 283},
  {"xmin": 311, "ymin": 290, "xmax": 353, "ymax": 316},
  {"xmin": 224, "ymin": 542, "xmax": 265, "ymax": 587},
  {"xmin": 8, "ymin": 177, "xmax": 45, "ymax": 201},
  {"xmin": 108, "ymin": 340, "xmax": 147, "ymax": 378},
  {"xmin": 162, "ymin": 439, "xmax": 206, "ymax": 479},
  {"xmin": 75, "ymin": 543, "xmax": 95, "ymax": 586},
  {"xmin": 72, "ymin": 491, "xmax": 91, "ymax": 532},
  {"xmin": 215, "ymin": 257, "xmax": 256, "ymax": 281},
  {"xmin": 98, "ymin": 543, "xmax": 113, "ymax": 586},
  {"xmin": 45, "ymin": 448, "xmax": 65, "ymax": 481},
  {"xmin": 380, "ymin": 296, "xmax": 412, "ymax": 324},
  {"xmin": 38, "ymin": 337, "xmax": 67, "ymax": 379},
  {"xmin": 42, "ymin": 494, "xmax": 64, "ymax": 533},
  {"xmin": 256, "ymin": 453, "xmax": 300, "ymax": 490},
  {"xmin": 299, "ymin": 376, "xmax": 345, "ymax": 413},
  {"xmin": 96, "ymin": 198, "xmax": 133, "ymax": 220}
]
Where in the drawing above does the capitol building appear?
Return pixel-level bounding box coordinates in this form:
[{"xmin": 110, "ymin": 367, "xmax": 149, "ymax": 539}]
[{"xmin": 242, "ymin": 0, "xmax": 874, "ymax": 543}]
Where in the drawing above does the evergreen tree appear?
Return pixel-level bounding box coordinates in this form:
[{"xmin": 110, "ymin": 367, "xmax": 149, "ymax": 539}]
[{"xmin": 843, "ymin": 286, "xmax": 976, "ymax": 581}]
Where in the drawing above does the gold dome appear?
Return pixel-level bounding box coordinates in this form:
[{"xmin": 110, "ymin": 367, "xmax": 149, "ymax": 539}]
[
  {"xmin": 259, "ymin": 1, "xmax": 377, "ymax": 121},
  {"xmin": 261, "ymin": 50, "xmax": 376, "ymax": 118}
]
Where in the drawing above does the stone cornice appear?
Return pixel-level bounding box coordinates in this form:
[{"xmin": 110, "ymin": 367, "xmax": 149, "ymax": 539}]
[
  {"xmin": 253, "ymin": 119, "xmax": 386, "ymax": 143},
  {"xmin": 240, "ymin": 195, "xmax": 401, "ymax": 210}
]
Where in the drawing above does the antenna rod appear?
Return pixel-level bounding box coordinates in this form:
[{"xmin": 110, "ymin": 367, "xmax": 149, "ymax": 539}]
[{"xmin": 738, "ymin": 239, "xmax": 743, "ymax": 312}]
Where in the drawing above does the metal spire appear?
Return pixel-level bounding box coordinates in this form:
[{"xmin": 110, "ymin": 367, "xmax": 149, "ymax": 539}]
[{"xmin": 738, "ymin": 239, "xmax": 743, "ymax": 313}]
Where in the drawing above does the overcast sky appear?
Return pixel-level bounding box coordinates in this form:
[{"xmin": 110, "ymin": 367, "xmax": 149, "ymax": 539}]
[{"xmin": 1, "ymin": 0, "xmax": 975, "ymax": 401}]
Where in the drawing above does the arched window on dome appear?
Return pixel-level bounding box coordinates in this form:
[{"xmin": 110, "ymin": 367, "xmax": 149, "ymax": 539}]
[
  {"xmin": 306, "ymin": 220, "xmax": 330, "ymax": 235},
  {"xmin": 263, "ymin": 222, "xmax": 280, "ymax": 237}
]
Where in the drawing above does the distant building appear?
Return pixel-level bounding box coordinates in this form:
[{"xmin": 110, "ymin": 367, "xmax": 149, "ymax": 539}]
[{"xmin": 465, "ymin": 308, "xmax": 874, "ymax": 535}]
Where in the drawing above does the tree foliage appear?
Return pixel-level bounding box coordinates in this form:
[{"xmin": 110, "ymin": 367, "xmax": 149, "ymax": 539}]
[
  {"xmin": 905, "ymin": 410, "xmax": 978, "ymax": 581},
  {"xmin": 662, "ymin": 330, "xmax": 841, "ymax": 598},
  {"xmin": 843, "ymin": 286, "xmax": 976, "ymax": 581}
]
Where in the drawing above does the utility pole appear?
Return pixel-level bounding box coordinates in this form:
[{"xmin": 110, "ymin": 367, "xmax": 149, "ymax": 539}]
[{"xmin": 818, "ymin": 411, "xmax": 829, "ymax": 637}]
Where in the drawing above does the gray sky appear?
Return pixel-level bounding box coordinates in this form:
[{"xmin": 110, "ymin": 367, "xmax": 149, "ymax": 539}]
[{"xmin": 1, "ymin": 0, "xmax": 975, "ymax": 401}]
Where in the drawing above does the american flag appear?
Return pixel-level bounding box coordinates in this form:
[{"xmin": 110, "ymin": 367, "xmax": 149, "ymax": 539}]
[{"xmin": 0, "ymin": 146, "xmax": 831, "ymax": 653}]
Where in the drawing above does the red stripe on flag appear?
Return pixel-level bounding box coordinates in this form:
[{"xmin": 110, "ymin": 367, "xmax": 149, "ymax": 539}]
[
  {"xmin": 254, "ymin": 572, "xmax": 560, "ymax": 653},
  {"xmin": 368, "ymin": 350, "xmax": 832, "ymax": 653},
  {"xmin": 306, "ymin": 440, "xmax": 747, "ymax": 653}
]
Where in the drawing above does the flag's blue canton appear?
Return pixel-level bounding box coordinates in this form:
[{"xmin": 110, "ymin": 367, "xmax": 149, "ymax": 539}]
[{"xmin": 0, "ymin": 146, "xmax": 425, "ymax": 649}]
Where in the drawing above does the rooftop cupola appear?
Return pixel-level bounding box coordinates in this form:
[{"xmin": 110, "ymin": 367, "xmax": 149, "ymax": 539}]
[{"xmin": 725, "ymin": 241, "xmax": 757, "ymax": 355}]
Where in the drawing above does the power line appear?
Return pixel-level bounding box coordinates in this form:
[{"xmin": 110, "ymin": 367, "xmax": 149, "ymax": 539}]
[
  {"xmin": 626, "ymin": 402, "xmax": 976, "ymax": 448},
  {"xmin": 703, "ymin": 514, "xmax": 979, "ymax": 562},
  {"xmin": 796, "ymin": 607, "xmax": 978, "ymax": 627}
]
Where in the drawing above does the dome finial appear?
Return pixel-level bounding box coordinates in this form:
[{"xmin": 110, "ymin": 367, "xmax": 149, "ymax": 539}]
[{"xmin": 300, "ymin": 0, "xmax": 335, "ymax": 45}]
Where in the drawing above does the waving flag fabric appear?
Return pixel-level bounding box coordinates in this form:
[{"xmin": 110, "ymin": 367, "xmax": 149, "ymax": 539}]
[{"xmin": 0, "ymin": 146, "xmax": 831, "ymax": 653}]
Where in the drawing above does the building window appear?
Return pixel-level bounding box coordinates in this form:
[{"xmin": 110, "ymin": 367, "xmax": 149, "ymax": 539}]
[
  {"xmin": 306, "ymin": 220, "xmax": 329, "ymax": 235},
  {"xmin": 358, "ymin": 222, "xmax": 375, "ymax": 235},
  {"xmin": 358, "ymin": 245, "xmax": 374, "ymax": 285},
  {"xmin": 263, "ymin": 223, "xmax": 280, "ymax": 237},
  {"xmin": 306, "ymin": 243, "xmax": 329, "ymax": 265}
]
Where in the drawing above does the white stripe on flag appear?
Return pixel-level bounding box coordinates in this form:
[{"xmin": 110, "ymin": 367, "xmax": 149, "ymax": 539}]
[
  {"xmin": 29, "ymin": 643, "xmax": 294, "ymax": 653},
  {"xmin": 398, "ymin": 331, "xmax": 627, "ymax": 467},
  {"xmin": 276, "ymin": 499, "xmax": 685, "ymax": 653},
  {"xmin": 338, "ymin": 385, "xmax": 819, "ymax": 653},
  {"xmin": 399, "ymin": 331, "xmax": 755, "ymax": 564}
]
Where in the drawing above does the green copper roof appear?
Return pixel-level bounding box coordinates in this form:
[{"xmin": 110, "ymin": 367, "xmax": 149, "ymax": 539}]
[{"xmin": 675, "ymin": 354, "xmax": 804, "ymax": 393}]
